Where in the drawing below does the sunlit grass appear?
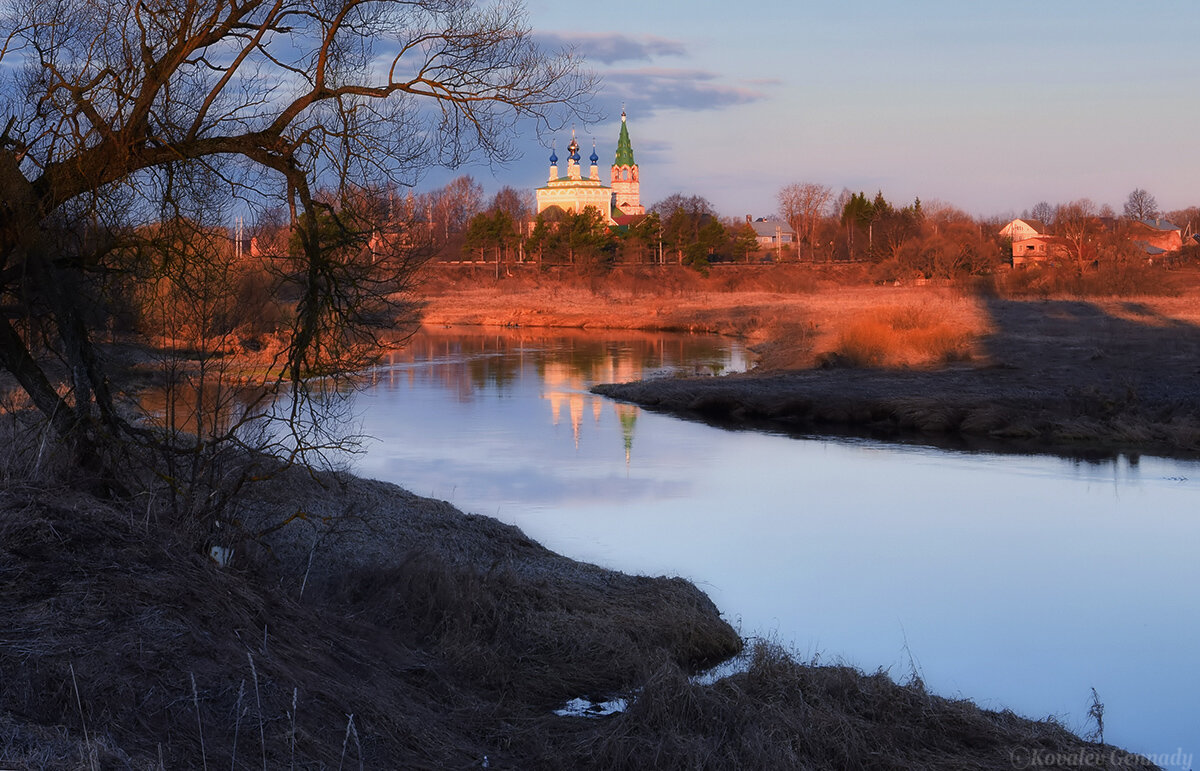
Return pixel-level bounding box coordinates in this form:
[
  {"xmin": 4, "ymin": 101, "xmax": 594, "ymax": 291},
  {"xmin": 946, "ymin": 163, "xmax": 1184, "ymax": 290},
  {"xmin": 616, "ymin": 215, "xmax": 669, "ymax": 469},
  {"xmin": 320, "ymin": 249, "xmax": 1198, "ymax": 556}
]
[{"xmin": 829, "ymin": 303, "xmax": 977, "ymax": 368}]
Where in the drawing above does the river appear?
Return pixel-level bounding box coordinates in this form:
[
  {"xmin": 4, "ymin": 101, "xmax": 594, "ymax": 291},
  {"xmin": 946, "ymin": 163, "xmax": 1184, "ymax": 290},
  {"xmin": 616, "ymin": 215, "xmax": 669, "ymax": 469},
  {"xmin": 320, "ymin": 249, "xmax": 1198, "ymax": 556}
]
[{"xmin": 350, "ymin": 325, "xmax": 1197, "ymax": 765}]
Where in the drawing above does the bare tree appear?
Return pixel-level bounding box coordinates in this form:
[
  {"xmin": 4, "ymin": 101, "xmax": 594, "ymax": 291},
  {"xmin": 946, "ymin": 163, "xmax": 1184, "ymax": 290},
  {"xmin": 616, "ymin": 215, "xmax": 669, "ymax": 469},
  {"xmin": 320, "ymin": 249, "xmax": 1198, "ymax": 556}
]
[
  {"xmin": 650, "ymin": 194, "xmax": 717, "ymax": 220},
  {"xmin": 1029, "ymin": 201, "xmax": 1056, "ymax": 225},
  {"xmin": 1055, "ymin": 199, "xmax": 1099, "ymax": 271},
  {"xmin": 431, "ymin": 176, "xmax": 486, "ymax": 240},
  {"xmin": 777, "ymin": 183, "xmax": 833, "ymax": 261},
  {"xmin": 1123, "ymin": 188, "xmax": 1160, "ymax": 221},
  {"xmin": 0, "ymin": 0, "xmax": 592, "ymax": 486},
  {"xmin": 490, "ymin": 186, "xmax": 534, "ymax": 224}
]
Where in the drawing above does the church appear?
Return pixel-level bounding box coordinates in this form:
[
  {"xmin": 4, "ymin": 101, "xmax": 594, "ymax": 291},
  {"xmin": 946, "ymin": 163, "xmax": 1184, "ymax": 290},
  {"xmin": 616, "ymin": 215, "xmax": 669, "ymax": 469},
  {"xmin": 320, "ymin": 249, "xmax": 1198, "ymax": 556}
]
[{"xmin": 535, "ymin": 109, "xmax": 645, "ymax": 225}]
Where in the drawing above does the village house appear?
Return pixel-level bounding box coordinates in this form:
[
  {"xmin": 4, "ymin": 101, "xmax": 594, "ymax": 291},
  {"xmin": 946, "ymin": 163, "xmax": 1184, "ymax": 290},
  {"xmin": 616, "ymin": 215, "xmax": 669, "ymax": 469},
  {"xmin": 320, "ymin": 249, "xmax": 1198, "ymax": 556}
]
[
  {"xmin": 1011, "ymin": 234, "xmax": 1073, "ymax": 266},
  {"xmin": 1126, "ymin": 218, "xmax": 1183, "ymax": 254},
  {"xmin": 1002, "ymin": 216, "xmax": 1183, "ymax": 265},
  {"xmin": 748, "ymin": 218, "xmax": 796, "ymax": 248},
  {"xmin": 998, "ymin": 218, "xmax": 1047, "ymax": 241}
]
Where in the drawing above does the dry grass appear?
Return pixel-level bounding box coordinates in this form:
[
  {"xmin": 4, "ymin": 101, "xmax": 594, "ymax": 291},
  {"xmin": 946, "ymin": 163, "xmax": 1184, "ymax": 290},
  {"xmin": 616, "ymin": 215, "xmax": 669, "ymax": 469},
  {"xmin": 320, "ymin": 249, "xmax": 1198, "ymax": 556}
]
[
  {"xmin": 416, "ymin": 266, "xmax": 992, "ymax": 373},
  {"xmin": 826, "ymin": 304, "xmax": 977, "ymax": 368},
  {"xmin": 594, "ymin": 284, "xmax": 1200, "ymax": 457},
  {"xmin": 541, "ymin": 641, "xmax": 1159, "ymax": 771},
  {"xmin": 0, "ymin": 439, "xmax": 739, "ymax": 768},
  {"xmin": 0, "ymin": 477, "xmax": 1156, "ymax": 770},
  {"xmin": 998, "ymin": 260, "xmax": 1181, "ymax": 298},
  {"xmin": 416, "ymin": 266, "xmax": 1200, "ymax": 377}
]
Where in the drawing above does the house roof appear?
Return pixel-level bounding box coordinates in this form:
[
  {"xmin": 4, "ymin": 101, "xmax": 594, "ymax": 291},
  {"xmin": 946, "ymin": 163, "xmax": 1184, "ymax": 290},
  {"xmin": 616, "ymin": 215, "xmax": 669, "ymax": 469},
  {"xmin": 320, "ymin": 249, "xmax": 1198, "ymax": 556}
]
[
  {"xmin": 1013, "ymin": 235, "xmax": 1070, "ymax": 246},
  {"xmin": 1132, "ymin": 240, "xmax": 1168, "ymax": 255},
  {"xmin": 1137, "ymin": 218, "xmax": 1180, "ymax": 232},
  {"xmin": 613, "ymin": 213, "xmax": 647, "ymax": 228},
  {"xmin": 1000, "ymin": 218, "xmax": 1047, "ymax": 236},
  {"xmin": 749, "ymin": 219, "xmax": 796, "ymax": 238}
]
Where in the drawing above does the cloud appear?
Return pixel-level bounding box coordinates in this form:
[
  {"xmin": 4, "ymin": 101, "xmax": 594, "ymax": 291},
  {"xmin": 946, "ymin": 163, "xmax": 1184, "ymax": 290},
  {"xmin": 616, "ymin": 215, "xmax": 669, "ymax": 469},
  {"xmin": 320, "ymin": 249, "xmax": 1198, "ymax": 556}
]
[
  {"xmin": 603, "ymin": 67, "xmax": 768, "ymax": 115},
  {"xmin": 536, "ymin": 32, "xmax": 687, "ymax": 65}
]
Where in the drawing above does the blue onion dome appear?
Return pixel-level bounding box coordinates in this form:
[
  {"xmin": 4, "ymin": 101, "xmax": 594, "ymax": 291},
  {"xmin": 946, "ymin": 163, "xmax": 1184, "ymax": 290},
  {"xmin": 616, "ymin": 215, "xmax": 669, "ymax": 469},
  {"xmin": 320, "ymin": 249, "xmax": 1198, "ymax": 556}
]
[
  {"xmin": 549, "ymin": 147, "xmax": 558, "ymax": 163},
  {"xmin": 589, "ymin": 144, "xmax": 599, "ymax": 164}
]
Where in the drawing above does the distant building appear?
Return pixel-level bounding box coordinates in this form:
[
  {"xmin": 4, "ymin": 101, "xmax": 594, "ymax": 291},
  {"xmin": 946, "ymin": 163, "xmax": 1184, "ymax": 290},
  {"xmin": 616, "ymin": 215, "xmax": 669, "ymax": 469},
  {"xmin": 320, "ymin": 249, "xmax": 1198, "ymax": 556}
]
[
  {"xmin": 1004, "ymin": 216, "xmax": 1182, "ymax": 265},
  {"xmin": 609, "ymin": 110, "xmax": 644, "ymax": 217},
  {"xmin": 1011, "ymin": 234, "xmax": 1071, "ymax": 266},
  {"xmin": 748, "ymin": 218, "xmax": 796, "ymax": 248},
  {"xmin": 1127, "ymin": 218, "xmax": 1182, "ymax": 253},
  {"xmin": 1131, "ymin": 241, "xmax": 1168, "ymax": 258},
  {"xmin": 535, "ymin": 109, "xmax": 644, "ymax": 225},
  {"xmin": 999, "ymin": 218, "xmax": 1048, "ymax": 241}
]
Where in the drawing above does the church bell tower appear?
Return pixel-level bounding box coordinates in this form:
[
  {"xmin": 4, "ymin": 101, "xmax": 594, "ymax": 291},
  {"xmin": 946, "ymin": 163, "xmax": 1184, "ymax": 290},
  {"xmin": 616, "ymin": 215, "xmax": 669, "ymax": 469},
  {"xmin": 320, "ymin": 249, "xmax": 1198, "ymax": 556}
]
[{"xmin": 610, "ymin": 109, "xmax": 644, "ymax": 216}]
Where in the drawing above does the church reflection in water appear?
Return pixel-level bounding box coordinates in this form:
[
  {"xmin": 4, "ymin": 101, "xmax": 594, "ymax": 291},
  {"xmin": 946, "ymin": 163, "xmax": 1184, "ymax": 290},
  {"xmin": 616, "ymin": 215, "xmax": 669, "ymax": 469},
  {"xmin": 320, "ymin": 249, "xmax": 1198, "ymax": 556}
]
[
  {"xmin": 542, "ymin": 360, "xmax": 639, "ymax": 463},
  {"xmin": 372, "ymin": 325, "xmax": 746, "ymax": 464}
]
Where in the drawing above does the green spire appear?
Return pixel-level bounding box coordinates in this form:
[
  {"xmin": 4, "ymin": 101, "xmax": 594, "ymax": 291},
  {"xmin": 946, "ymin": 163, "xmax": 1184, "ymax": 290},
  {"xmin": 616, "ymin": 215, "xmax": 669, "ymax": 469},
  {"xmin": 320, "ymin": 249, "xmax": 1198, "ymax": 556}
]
[{"xmin": 613, "ymin": 109, "xmax": 635, "ymax": 167}]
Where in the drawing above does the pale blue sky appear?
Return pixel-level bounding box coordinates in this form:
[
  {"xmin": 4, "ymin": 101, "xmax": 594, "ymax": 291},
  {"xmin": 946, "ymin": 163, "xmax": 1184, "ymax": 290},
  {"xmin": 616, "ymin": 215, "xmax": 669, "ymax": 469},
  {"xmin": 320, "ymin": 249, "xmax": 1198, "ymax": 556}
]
[{"xmin": 450, "ymin": 0, "xmax": 1200, "ymax": 219}]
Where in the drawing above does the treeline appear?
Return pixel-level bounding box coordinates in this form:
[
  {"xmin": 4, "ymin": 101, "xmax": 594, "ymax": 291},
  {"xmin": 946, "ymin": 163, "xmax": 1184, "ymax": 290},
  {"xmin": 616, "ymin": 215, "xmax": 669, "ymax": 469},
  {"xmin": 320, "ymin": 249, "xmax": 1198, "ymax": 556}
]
[
  {"xmin": 782, "ymin": 186, "xmax": 1006, "ymax": 279},
  {"xmin": 318, "ymin": 176, "xmax": 1014, "ymax": 279},
  {"xmin": 244, "ymin": 177, "xmax": 1200, "ymax": 288},
  {"xmin": 292, "ymin": 176, "xmax": 1003, "ymax": 278},
  {"xmin": 432, "ymin": 177, "xmax": 1014, "ymax": 279}
]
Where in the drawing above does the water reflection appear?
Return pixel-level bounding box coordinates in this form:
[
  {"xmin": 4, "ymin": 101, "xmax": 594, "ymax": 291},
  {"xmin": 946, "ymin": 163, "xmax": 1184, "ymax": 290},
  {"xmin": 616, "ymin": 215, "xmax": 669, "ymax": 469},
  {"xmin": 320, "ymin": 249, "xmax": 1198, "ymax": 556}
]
[
  {"xmin": 373, "ymin": 326, "xmax": 742, "ymax": 391},
  {"xmin": 139, "ymin": 379, "xmax": 272, "ymax": 440},
  {"xmin": 351, "ymin": 327, "xmax": 1199, "ymax": 766},
  {"xmin": 360, "ymin": 326, "xmax": 747, "ymax": 464}
]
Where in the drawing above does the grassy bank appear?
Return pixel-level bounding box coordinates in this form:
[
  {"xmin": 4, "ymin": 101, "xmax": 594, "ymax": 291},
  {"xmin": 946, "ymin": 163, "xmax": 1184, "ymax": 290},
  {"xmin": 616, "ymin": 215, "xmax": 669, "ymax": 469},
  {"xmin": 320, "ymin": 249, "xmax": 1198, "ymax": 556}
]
[
  {"xmin": 0, "ymin": 455, "xmax": 739, "ymax": 768},
  {"xmin": 0, "ymin": 455, "xmax": 1160, "ymax": 769}
]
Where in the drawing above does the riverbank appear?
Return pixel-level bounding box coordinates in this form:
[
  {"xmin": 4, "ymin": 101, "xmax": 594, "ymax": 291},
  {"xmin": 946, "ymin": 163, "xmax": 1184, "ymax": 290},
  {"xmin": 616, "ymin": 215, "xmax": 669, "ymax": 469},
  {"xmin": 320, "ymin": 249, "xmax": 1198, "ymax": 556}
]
[
  {"xmin": 1, "ymin": 266, "xmax": 1186, "ymax": 767},
  {"xmin": 0, "ymin": 457, "xmax": 1161, "ymax": 769},
  {"xmin": 420, "ymin": 266, "xmax": 1200, "ymax": 458}
]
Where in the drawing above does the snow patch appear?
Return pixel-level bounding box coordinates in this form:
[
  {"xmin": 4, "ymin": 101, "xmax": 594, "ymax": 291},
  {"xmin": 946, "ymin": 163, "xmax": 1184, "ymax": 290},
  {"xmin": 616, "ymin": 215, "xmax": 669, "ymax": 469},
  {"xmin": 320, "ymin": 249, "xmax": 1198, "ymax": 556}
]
[{"xmin": 553, "ymin": 696, "xmax": 628, "ymax": 718}]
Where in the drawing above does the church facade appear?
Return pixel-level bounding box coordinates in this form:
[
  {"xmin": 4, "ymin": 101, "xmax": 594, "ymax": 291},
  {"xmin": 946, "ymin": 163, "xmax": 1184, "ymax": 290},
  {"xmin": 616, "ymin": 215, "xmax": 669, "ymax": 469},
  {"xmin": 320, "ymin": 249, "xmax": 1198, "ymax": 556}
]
[{"xmin": 535, "ymin": 110, "xmax": 644, "ymax": 224}]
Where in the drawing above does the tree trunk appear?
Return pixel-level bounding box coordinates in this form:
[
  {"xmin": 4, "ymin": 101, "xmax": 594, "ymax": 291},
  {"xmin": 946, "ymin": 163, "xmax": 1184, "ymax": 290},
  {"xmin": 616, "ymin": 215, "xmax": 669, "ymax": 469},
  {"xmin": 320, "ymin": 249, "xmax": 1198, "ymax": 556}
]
[{"xmin": 0, "ymin": 315, "xmax": 75, "ymax": 436}]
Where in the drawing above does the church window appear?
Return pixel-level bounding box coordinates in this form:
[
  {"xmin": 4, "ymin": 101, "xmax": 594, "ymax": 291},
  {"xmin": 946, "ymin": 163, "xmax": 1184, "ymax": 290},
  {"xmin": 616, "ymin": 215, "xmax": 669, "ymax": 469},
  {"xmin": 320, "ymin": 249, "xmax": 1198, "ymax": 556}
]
[{"xmin": 621, "ymin": 168, "xmax": 629, "ymax": 181}]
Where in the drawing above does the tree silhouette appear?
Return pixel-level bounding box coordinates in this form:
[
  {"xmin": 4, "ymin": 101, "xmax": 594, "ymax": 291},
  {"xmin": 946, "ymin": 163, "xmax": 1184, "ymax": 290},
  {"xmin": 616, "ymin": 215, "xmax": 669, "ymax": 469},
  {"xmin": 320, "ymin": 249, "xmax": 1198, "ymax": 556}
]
[
  {"xmin": 777, "ymin": 182, "xmax": 832, "ymax": 261},
  {"xmin": 1123, "ymin": 189, "xmax": 1160, "ymax": 221},
  {"xmin": 0, "ymin": 0, "xmax": 592, "ymax": 483}
]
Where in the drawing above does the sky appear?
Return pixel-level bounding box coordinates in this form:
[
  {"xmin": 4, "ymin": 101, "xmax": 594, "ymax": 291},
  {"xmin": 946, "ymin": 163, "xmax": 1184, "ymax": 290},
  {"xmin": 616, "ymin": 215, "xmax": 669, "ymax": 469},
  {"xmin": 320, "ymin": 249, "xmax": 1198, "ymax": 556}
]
[{"xmin": 437, "ymin": 0, "xmax": 1200, "ymax": 220}]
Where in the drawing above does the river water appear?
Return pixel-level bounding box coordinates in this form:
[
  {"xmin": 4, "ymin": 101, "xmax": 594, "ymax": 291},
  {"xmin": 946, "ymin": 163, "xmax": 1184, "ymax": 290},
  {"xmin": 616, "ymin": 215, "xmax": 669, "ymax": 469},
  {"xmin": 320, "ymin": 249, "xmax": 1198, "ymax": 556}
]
[{"xmin": 350, "ymin": 326, "xmax": 1198, "ymax": 764}]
